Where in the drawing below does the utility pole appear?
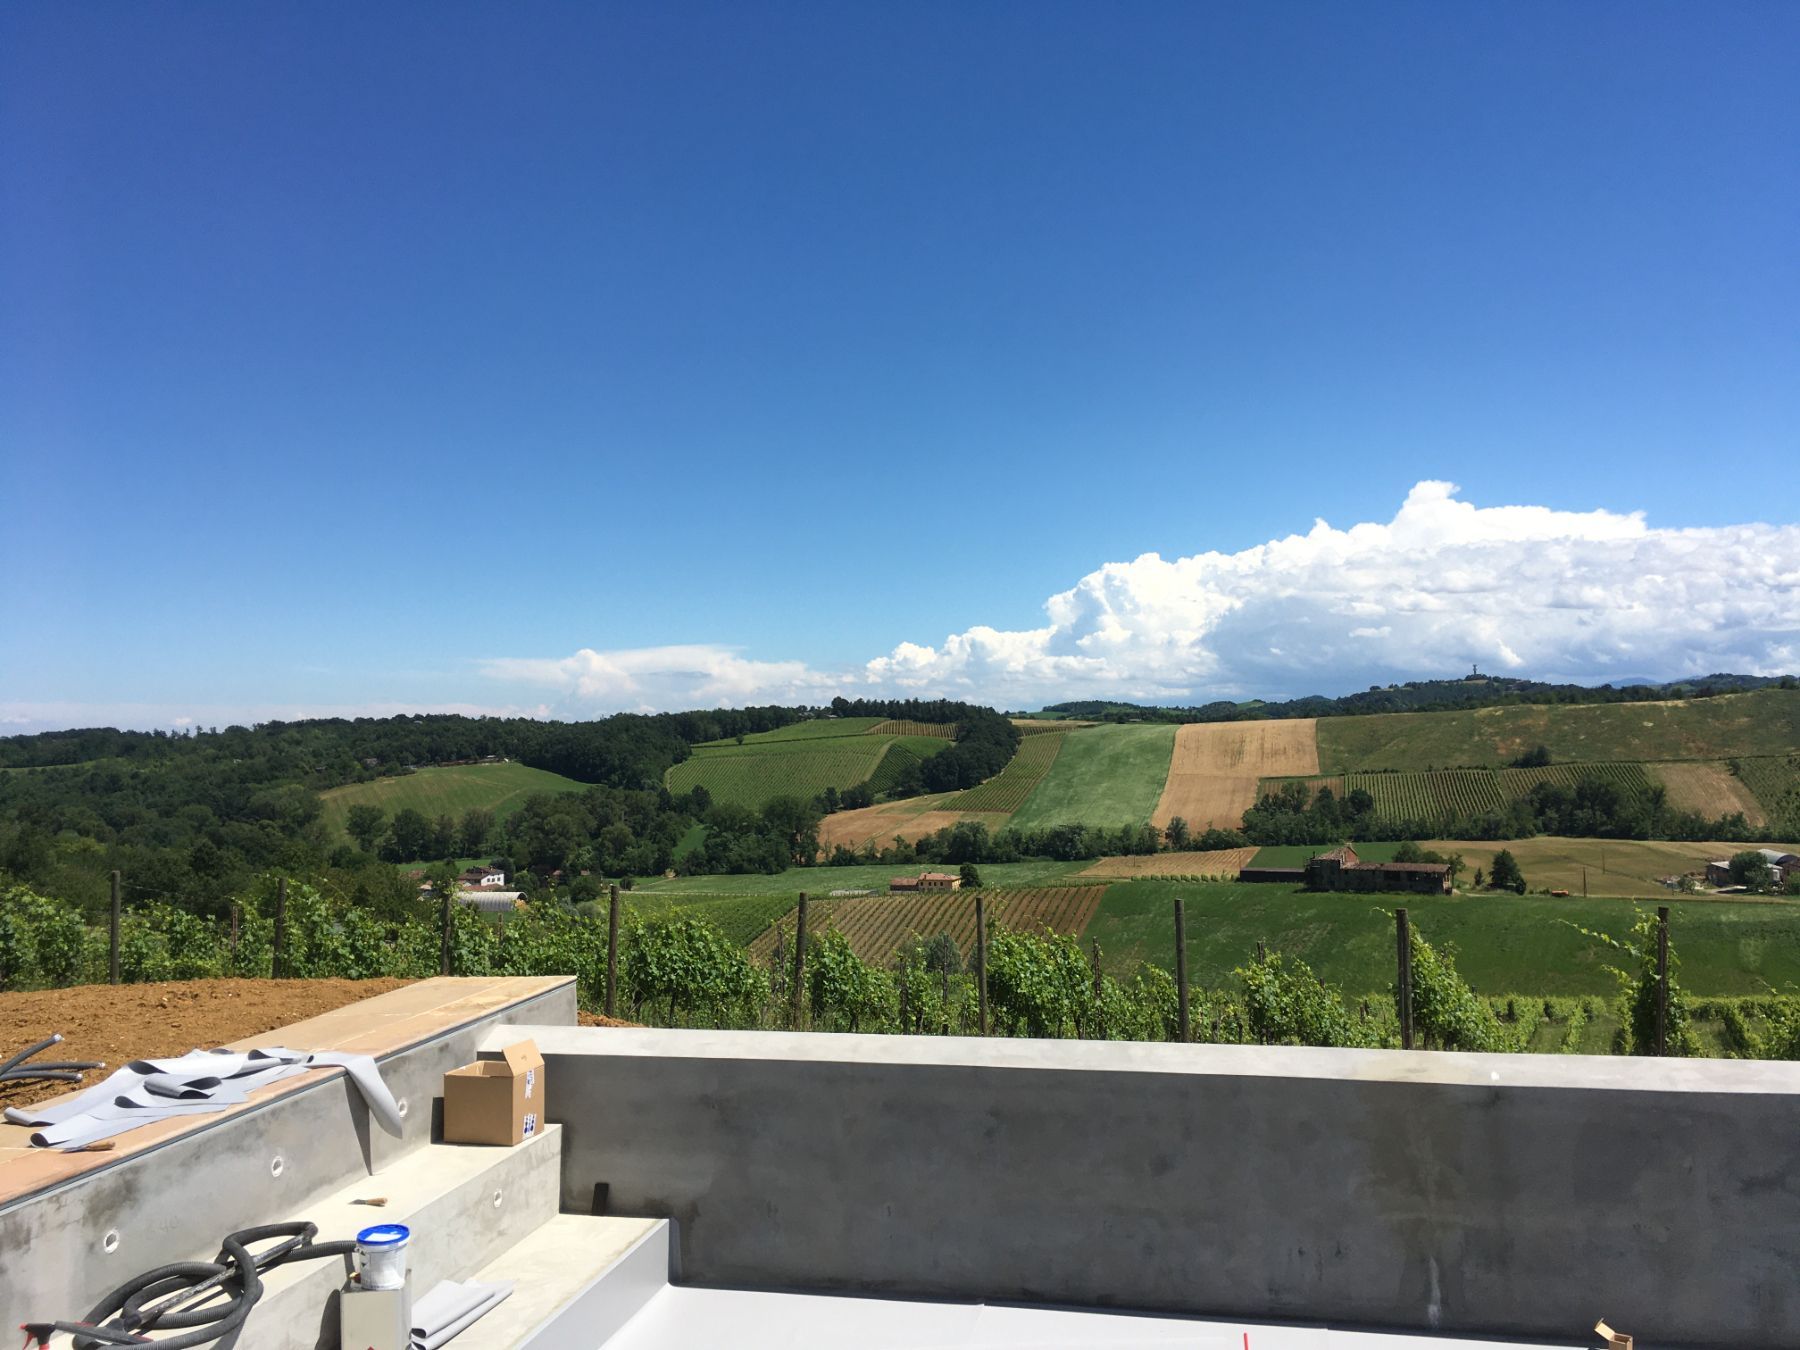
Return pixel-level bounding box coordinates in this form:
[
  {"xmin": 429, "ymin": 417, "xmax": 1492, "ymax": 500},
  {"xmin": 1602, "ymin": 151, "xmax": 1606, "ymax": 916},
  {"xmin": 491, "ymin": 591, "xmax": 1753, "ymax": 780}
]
[
  {"xmin": 1656, "ymin": 906, "xmax": 1670, "ymax": 1056},
  {"xmin": 975, "ymin": 893, "xmax": 989, "ymax": 1035},
  {"xmin": 274, "ymin": 877, "xmax": 289, "ymax": 979},
  {"xmin": 108, "ymin": 870, "xmax": 121, "ymax": 985},
  {"xmin": 1396, "ymin": 909, "xmax": 1414, "ymax": 1050},
  {"xmin": 1174, "ymin": 897, "xmax": 1189, "ymax": 1043},
  {"xmin": 791, "ymin": 892, "xmax": 809, "ymax": 1028},
  {"xmin": 605, "ymin": 884, "xmax": 620, "ymax": 1018}
]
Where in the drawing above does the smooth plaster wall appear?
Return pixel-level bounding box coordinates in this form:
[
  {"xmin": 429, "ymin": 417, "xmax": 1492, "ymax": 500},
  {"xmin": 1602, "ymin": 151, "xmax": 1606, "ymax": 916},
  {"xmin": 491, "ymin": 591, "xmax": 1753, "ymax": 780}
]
[{"xmin": 498, "ymin": 1026, "xmax": 1800, "ymax": 1350}]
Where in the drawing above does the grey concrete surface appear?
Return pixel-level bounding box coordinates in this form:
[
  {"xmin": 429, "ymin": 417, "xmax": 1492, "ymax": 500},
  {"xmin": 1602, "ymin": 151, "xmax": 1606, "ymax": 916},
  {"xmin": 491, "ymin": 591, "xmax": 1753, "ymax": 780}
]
[
  {"xmin": 490, "ymin": 1025, "xmax": 1800, "ymax": 1350},
  {"xmin": 248, "ymin": 1124, "xmax": 564, "ymax": 1350},
  {"xmin": 1, "ymin": 978, "xmax": 576, "ymax": 1330}
]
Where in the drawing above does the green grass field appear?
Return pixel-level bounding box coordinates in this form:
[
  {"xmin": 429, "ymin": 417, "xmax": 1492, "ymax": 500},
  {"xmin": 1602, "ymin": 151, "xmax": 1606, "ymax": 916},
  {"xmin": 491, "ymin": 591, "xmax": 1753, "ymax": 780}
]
[
  {"xmin": 318, "ymin": 763, "xmax": 585, "ymax": 840},
  {"xmin": 1316, "ymin": 688, "xmax": 1800, "ymax": 773},
  {"xmin": 1006, "ymin": 724, "xmax": 1177, "ymax": 831},
  {"xmin": 666, "ymin": 747, "xmax": 888, "ymax": 809},
  {"xmin": 670, "ymin": 721, "xmax": 955, "ymax": 810},
  {"xmin": 1082, "ymin": 877, "xmax": 1800, "ymax": 997},
  {"xmin": 631, "ymin": 858, "xmax": 1092, "ymax": 897}
]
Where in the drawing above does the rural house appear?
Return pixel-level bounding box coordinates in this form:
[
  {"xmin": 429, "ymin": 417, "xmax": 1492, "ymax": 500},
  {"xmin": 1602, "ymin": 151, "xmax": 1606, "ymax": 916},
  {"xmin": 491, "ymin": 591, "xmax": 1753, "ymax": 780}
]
[
  {"xmin": 890, "ymin": 871, "xmax": 962, "ymax": 893},
  {"xmin": 1705, "ymin": 849, "xmax": 1800, "ymax": 889},
  {"xmin": 1305, "ymin": 845, "xmax": 1452, "ymax": 894},
  {"xmin": 458, "ymin": 865, "xmax": 508, "ymax": 888},
  {"xmin": 1237, "ymin": 844, "xmax": 1451, "ymax": 895}
]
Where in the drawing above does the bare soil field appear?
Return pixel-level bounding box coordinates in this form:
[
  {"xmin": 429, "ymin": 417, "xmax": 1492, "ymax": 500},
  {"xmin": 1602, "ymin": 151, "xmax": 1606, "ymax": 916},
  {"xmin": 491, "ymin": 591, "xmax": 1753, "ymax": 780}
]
[
  {"xmin": 1152, "ymin": 719, "xmax": 1320, "ymax": 831},
  {"xmin": 1078, "ymin": 847, "xmax": 1259, "ymax": 879},
  {"xmin": 748, "ymin": 886, "xmax": 1107, "ymax": 966},
  {"xmin": 1647, "ymin": 761, "xmax": 1767, "ymax": 825},
  {"xmin": 0, "ymin": 978, "xmax": 411, "ymax": 1110}
]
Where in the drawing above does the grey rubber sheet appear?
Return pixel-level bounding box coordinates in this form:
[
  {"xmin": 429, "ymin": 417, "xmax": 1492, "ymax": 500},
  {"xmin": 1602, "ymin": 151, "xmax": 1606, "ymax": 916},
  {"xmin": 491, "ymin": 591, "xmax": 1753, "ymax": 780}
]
[
  {"xmin": 3, "ymin": 1046, "xmax": 404, "ymax": 1149},
  {"xmin": 410, "ymin": 1278, "xmax": 513, "ymax": 1349}
]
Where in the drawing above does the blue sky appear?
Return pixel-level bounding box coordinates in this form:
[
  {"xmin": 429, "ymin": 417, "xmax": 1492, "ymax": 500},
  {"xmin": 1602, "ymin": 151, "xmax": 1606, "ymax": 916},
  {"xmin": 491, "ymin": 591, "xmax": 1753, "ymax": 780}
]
[{"xmin": 2, "ymin": 3, "xmax": 1797, "ymax": 727}]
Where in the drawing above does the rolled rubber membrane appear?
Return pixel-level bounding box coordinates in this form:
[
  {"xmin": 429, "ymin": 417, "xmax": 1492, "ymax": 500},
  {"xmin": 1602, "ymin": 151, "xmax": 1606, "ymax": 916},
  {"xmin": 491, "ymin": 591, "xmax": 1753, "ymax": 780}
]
[{"xmin": 3, "ymin": 1046, "xmax": 404, "ymax": 1148}]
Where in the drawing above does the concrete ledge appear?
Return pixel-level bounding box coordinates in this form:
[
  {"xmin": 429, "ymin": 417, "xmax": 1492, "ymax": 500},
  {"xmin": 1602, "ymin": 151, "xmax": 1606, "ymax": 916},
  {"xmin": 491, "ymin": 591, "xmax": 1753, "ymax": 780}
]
[
  {"xmin": 1, "ymin": 976, "xmax": 577, "ymax": 1329},
  {"xmin": 491, "ymin": 1025, "xmax": 1800, "ymax": 1350}
]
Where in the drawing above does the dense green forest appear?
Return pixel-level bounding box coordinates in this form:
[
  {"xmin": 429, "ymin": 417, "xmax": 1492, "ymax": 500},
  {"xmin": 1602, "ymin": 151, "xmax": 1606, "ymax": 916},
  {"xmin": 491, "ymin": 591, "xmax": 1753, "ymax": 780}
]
[
  {"xmin": 0, "ymin": 700, "xmax": 1011, "ymax": 916},
  {"xmin": 1040, "ymin": 672, "xmax": 1798, "ymax": 725}
]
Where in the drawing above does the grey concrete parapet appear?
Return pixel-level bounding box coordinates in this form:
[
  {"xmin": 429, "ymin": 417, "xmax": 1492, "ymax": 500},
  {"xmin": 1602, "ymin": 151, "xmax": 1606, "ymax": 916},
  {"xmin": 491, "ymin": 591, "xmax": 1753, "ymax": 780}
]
[
  {"xmin": 488, "ymin": 1025, "xmax": 1800, "ymax": 1350},
  {"xmin": 2, "ymin": 977, "xmax": 577, "ymax": 1330}
]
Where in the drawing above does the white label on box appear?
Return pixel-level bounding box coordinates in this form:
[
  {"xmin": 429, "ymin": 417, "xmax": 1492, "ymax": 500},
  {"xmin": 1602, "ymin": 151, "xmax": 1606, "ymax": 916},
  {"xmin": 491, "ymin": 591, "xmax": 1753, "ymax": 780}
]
[
  {"xmin": 525, "ymin": 1068, "xmax": 536, "ymax": 1099},
  {"xmin": 523, "ymin": 1111, "xmax": 537, "ymax": 1137}
]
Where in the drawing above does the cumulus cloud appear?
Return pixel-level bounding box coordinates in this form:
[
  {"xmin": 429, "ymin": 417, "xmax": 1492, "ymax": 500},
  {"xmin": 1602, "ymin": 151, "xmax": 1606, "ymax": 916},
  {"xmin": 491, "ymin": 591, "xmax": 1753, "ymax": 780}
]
[
  {"xmin": 487, "ymin": 482, "xmax": 1800, "ymax": 714},
  {"xmin": 862, "ymin": 480, "xmax": 1800, "ymax": 703},
  {"xmin": 481, "ymin": 644, "xmax": 843, "ymax": 715}
]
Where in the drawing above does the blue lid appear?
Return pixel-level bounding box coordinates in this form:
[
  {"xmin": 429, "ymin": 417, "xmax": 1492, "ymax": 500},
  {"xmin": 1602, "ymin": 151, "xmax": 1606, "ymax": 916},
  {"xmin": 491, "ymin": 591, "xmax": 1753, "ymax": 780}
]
[{"xmin": 356, "ymin": 1223, "xmax": 411, "ymax": 1249}]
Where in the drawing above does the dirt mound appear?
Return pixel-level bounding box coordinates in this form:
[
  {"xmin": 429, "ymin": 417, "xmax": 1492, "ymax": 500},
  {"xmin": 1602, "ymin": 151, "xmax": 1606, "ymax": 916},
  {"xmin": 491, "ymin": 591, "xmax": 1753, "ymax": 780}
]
[
  {"xmin": 1152, "ymin": 720, "xmax": 1320, "ymax": 831},
  {"xmin": 0, "ymin": 978, "xmax": 411, "ymax": 1110}
]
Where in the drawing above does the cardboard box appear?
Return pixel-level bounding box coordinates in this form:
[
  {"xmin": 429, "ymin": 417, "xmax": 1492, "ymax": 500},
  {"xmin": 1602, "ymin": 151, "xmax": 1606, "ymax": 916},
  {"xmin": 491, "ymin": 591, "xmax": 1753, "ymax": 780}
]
[{"xmin": 442, "ymin": 1039, "xmax": 544, "ymax": 1146}]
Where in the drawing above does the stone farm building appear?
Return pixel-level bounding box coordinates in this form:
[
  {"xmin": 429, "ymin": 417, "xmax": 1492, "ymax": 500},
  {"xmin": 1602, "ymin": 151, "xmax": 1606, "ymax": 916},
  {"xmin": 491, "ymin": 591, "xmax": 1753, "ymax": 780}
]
[
  {"xmin": 1239, "ymin": 844, "xmax": 1451, "ymax": 895},
  {"xmin": 1704, "ymin": 849, "xmax": 1800, "ymax": 890},
  {"xmin": 890, "ymin": 871, "xmax": 962, "ymax": 893}
]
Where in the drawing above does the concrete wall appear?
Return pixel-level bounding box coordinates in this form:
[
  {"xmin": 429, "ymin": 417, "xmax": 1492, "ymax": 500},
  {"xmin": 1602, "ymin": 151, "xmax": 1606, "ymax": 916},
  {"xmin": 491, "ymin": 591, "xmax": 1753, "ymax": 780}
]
[
  {"xmin": 498, "ymin": 1025, "xmax": 1800, "ymax": 1350},
  {"xmin": 1, "ymin": 979, "xmax": 576, "ymax": 1328}
]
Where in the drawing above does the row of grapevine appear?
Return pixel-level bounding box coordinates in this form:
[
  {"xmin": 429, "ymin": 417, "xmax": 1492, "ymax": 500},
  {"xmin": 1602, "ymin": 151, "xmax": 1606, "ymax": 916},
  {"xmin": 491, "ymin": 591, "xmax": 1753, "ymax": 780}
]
[
  {"xmin": 869, "ymin": 719, "xmax": 957, "ymax": 739},
  {"xmin": 1733, "ymin": 755, "xmax": 1800, "ymax": 830},
  {"xmin": 948, "ymin": 730, "xmax": 1069, "ymax": 812},
  {"xmin": 1349, "ymin": 770, "xmax": 1509, "ymax": 822},
  {"xmin": 666, "ymin": 747, "xmax": 887, "ymax": 809},
  {"xmin": 1498, "ymin": 762, "xmax": 1654, "ymax": 799},
  {"xmin": 748, "ymin": 885, "xmax": 1108, "ymax": 967},
  {"xmin": 1343, "ymin": 762, "xmax": 1657, "ymax": 825}
]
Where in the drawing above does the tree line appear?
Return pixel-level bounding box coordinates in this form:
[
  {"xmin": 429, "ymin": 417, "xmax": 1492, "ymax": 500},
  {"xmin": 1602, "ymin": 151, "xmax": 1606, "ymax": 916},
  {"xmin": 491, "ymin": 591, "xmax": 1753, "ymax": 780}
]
[
  {"xmin": 1238, "ymin": 776, "xmax": 1770, "ymax": 846},
  {"xmin": 1039, "ymin": 672, "xmax": 1798, "ymax": 725}
]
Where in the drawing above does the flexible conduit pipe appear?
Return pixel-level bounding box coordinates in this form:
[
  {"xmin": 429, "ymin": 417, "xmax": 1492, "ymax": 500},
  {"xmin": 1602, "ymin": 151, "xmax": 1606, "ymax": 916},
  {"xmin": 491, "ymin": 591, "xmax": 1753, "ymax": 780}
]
[{"xmin": 22, "ymin": 1222, "xmax": 357, "ymax": 1350}]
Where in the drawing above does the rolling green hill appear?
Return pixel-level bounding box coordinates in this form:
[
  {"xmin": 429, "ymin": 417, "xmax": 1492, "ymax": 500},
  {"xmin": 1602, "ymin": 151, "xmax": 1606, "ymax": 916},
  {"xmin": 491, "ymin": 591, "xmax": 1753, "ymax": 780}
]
[
  {"xmin": 1315, "ymin": 688, "xmax": 1800, "ymax": 773},
  {"xmin": 665, "ymin": 721, "xmax": 954, "ymax": 811},
  {"xmin": 1007, "ymin": 724, "xmax": 1177, "ymax": 831},
  {"xmin": 318, "ymin": 762, "xmax": 586, "ymax": 839}
]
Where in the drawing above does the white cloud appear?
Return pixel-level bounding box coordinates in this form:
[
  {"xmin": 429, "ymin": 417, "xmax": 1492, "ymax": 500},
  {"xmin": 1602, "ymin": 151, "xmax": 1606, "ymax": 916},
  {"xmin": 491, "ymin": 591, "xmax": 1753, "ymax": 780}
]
[
  {"xmin": 480, "ymin": 644, "xmax": 843, "ymax": 715},
  {"xmin": 859, "ymin": 480, "xmax": 1800, "ymax": 704},
  {"xmin": 485, "ymin": 484, "xmax": 1799, "ymax": 714},
  {"xmin": 36, "ymin": 483, "xmax": 1791, "ymax": 733}
]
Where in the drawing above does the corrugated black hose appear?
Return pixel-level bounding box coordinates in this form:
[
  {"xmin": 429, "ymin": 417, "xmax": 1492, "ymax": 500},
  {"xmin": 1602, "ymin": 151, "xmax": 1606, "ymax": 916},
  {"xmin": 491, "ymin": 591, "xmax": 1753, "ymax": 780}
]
[
  {"xmin": 21, "ymin": 1223, "xmax": 357, "ymax": 1350},
  {"xmin": 0, "ymin": 1033, "xmax": 103, "ymax": 1087}
]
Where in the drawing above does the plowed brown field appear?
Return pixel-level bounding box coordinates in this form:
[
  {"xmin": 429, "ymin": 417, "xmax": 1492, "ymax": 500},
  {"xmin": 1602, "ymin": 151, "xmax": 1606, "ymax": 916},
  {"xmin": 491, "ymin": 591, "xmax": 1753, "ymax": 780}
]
[
  {"xmin": 1647, "ymin": 761, "xmax": 1767, "ymax": 826},
  {"xmin": 1151, "ymin": 719, "xmax": 1320, "ymax": 831},
  {"xmin": 748, "ymin": 885, "xmax": 1107, "ymax": 966},
  {"xmin": 1077, "ymin": 847, "xmax": 1258, "ymax": 879}
]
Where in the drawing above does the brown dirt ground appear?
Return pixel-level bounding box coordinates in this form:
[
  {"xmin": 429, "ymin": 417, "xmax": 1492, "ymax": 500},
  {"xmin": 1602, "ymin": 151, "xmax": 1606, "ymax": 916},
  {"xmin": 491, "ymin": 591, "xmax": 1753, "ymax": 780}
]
[
  {"xmin": 0, "ymin": 978, "xmax": 412, "ymax": 1110},
  {"xmin": 576, "ymin": 1011, "xmax": 640, "ymax": 1028},
  {"xmin": 1077, "ymin": 847, "xmax": 1259, "ymax": 879},
  {"xmin": 1152, "ymin": 720, "xmax": 1320, "ymax": 831},
  {"xmin": 1647, "ymin": 761, "xmax": 1766, "ymax": 826}
]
